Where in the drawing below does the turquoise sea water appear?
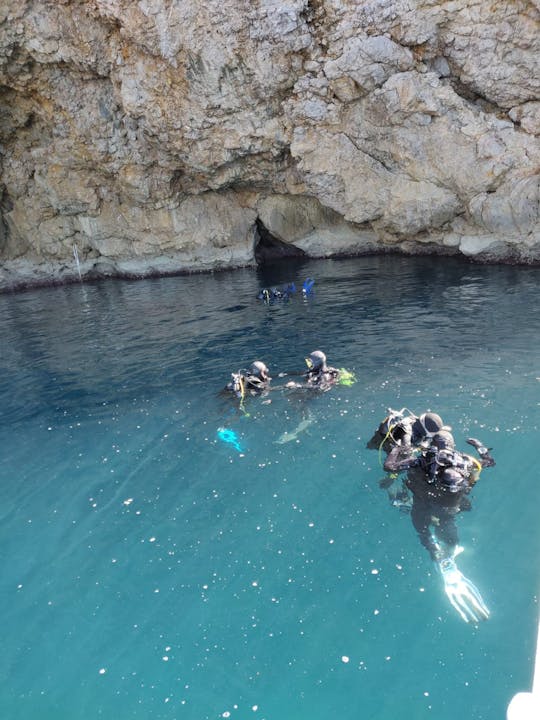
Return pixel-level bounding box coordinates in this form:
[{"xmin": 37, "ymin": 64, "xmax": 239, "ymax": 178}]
[{"xmin": 1, "ymin": 255, "xmax": 539, "ymax": 720}]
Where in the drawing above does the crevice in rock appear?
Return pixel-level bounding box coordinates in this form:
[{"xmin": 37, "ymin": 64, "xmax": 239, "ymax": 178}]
[
  {"xmin": 253, "ymin": 218, "xmax": 306, "ymax": 265},
  {"xmin": 346, "ymin": 134, "xmax": 396, "ymax": 173},
  {"xmin": 169, "ymin": 168, "xmax": 187, "ymax": 195},
  {"xmin": 203, "ymin": 147, "xmax": 293, "ymax": 192},
  {"xmin": 0, "ymin": 187, "xmax": 13, "ymax": 255},
  {"xmin": 300, "ymin": 1, "xmax": 327, "ymax": 38},
  {"xmin": 443, "ymin": 76, "xmax": 509, "ymax": 119},
  {"xmin": 386, "ymin": 34, "xmax": 514, "ymax": 122},
  {"xmin": 298, "ymin": 0, "xmax": 337, "ymax": 68}
]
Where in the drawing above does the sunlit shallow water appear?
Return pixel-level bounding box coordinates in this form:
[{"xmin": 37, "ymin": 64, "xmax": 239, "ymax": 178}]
[{"xmin": 1, "ymin": 255, "xmax": 539, "ymax": 720}]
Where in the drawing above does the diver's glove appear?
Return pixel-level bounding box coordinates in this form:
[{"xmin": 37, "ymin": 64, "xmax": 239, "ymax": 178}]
[
  {"xmin": 438, "ymin": 557, "xmax": 490, "ymax": 623},
  {"xmin": 466, "ymin": 437, "xmax": 496, "ymax": 467},
  {"xmin": 385, "ymin": 407, "xmax": 408, "ymax": 429}
]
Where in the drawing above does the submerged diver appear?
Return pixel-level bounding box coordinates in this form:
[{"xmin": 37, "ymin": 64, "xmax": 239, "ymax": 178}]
[
  {"xmin": 368, "ymin": 408, "xmax": 450, "ymax": 510},
  {"xmin": 383, "ymin": 429, "xmax": 495, "ymax": 560},
  {"xmin": 226, "ymin": 360, "xmax": 271, "ymax": 398},
  {"xmin": 383, "ymin": 429, "xmax": 495, "ymax": 623}
]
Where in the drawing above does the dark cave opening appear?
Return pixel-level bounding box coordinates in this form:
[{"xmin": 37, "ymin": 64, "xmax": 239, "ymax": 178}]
[{"xmin": 253, "ymin": 218, "xmax": 306, "ymax": 265}]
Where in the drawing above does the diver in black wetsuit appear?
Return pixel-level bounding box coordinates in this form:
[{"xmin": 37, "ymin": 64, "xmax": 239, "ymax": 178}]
[
  {"xmin": 383, "ymin": 430, "xmax": 495, "ymax": 561},
  {"xmin": 226, "ymin": 361, "xmax": 271, "ymax": 398},
  {"xmin": 304, "ymin": 350, "xmax": 340, "ymax": 391},
  {"xmin": 367, "ymin": 409, "xmax": 448, "ymax": 454},
  {"xmin": 283, "ymin": 350, "xmax": 341, "ymax": 392},
  {"xmin": 367, "ymin": 409, "xmax": 450, "ymax": 509}
]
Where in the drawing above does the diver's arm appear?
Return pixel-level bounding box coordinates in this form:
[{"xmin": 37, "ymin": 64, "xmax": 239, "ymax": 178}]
[
  {"xmin": 317, "ymin": 372, "xmax": 339, "ymax": 392},
  {"xmin": 383, "ymin": 445, "xmax": 419, "ymax": 473},
  {"xmin": 244, "ymin": 375, "xmax": 266, "ymax": 391},
  {"xmin": 366, "ymin": 429, "xmax": 385, "ymax": 450},
  {"xmin": 398, "ymin": 418, "xmax": 415, "ymax": 447},
  {"xmin": 466, "ymin": 438, "xmax": 496, "ymax": 467}
]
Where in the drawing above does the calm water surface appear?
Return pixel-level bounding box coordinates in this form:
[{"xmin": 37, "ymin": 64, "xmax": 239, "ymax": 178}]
[{"xmin": 1, "ymin": 255, "xmax": 539, "ymax": 720}]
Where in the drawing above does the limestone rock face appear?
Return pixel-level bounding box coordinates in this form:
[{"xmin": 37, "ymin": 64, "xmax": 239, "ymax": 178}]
[{"xmin": 1, "ymin": 0, "xmax": 539, "ymax": 289}]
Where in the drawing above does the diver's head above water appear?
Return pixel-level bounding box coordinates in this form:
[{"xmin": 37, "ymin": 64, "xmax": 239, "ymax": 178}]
[
  {"xmin": 249, "ymin": 360, "xmax": 270, "ymax": 381},
  {"xmin": 306, "ymin": 350, "xmax": 327, "ymax": 372},
  {"xmin": 431, "ymin": 430, "xmax": 456, "ymax": 450},
  {"xmin": 412, "ymin": 412, "xmax": 447, "ymax": 441}
]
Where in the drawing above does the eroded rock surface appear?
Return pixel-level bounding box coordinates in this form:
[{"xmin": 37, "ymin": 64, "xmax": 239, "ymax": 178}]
[{"xmin": 1, "ymin": 0, "xmax": 539, "ymax": 289}]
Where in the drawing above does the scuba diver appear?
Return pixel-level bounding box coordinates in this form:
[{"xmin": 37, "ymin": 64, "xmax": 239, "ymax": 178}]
[
  {"xmin": 383, "ymin": 429, "xmax": 495, "ymax": 559},
  {"xmin": 257, "ymin": 278, "xmax": 315, "ymax": 304},
  {"xmin": 283, "ymin": 350, "xmax": 341, "ymax": 392},
  {"xmin": 226, "ymin": 360, "xmax": 271, "ymax": 399},
  {"xmin": 383, "ymin": 429, "xmax": 495, "ymax": 623},
  {"xmin": 304, "ymin": 350, "xmax": 340, "ymax": 391},
  {"xmin": 217, "ymin": 361, "xmax": 270, "ymax": 454},
  {"xmin": 276, "ymin": 349, "xmax": 354, "ymax": 443},
  {"xmin": 367, "ymin": 408, "xmax": 450, "ymax": 511},
  {"xmin": 257, "ymin": 284, "xmax": 296, "ymax": 303},
  {"xmin": 284, "ymin": 349, "xmax": 357, "ymax": 392},
  {"xmin": 367, "ymin": 408, "xmax": 449, "ymax": 453}
]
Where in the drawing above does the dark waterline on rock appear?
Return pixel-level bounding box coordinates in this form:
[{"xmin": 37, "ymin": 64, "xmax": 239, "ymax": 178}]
[{"xmin": 3, "ymin": 244, "xmax": 540, "ymax": 296}]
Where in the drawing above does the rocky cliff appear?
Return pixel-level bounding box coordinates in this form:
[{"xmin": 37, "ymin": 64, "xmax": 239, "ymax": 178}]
[{"xmin": 1, "ymin": 0, "xmax": 539, "ymax": 290}]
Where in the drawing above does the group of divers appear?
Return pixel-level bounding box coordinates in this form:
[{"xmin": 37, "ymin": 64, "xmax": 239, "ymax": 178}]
[{"xmin": 223, "ymin": 351, "xmax": 495, "ymax": 624}]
